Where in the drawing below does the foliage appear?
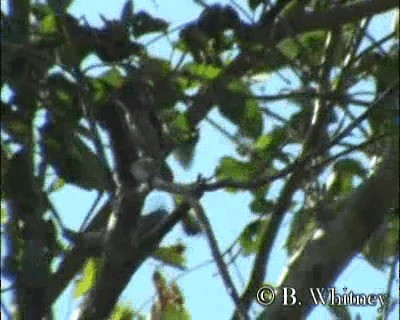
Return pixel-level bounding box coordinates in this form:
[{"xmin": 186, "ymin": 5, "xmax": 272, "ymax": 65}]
[{"xmin": 1, "ymin": 0, "xmax": 398, "ymax": 319}]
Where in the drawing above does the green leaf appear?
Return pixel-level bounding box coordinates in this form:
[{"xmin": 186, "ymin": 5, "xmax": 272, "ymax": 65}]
[
  {"xmin": 250, "ymin": 197, "xmax": 274, "ymax": 215},
  {"xmin": 170, "ymin": 113, "xmax": 199, "ymax": 169},
  {"xmin": 173, "ymin": 140, "xmax": 198, "ymax": 170},
  {"xmin": 46, "ymin": 73, "xmax": 81, "ymax": 122},
  {"xmin": 153, "ymin": 244, "xmax": 187, "ymax": 270},
  {"xmin": 111, "ymin": 303, "xmax": 146, "ymax": 320},
  {"xmin": 131, "ymin": 11, "xmax": 169, "ymax": 37},
  {"xmin": 40, "ymin": 14, "xmax": 58, "ymax": 34},
  {"xmin": 162, "ymin": 304, "xmax": 191, "ymax": 320},
  {"xmin": 74, "ymin": 258, "xmax": 101, "ymax": 298},
  {"xmin": 41, "ymin": 122, "xmax": 112, "ymax": 191},
  {"xmin": 99, "ymin": 68, "xmax": 124, "ymax": 88},
  {"xmin": 362, "ymin": 210, "xmax": 399, "ymax": 270},
  {"xmin": 1, "ymin": 205, "xmax": 7, "ymax": 225},
  {"xmin": 111, "ymin": 303, "xmax": 136, "ymax": 320},
  {"xmin": 334, "ymin": 158, "xmax": 367, "ymax": 178},
  {"xmin": 169, "ymin": 113, "xmax": 196, "ymax": 140},
  {"xmin": 216, "ymin": 157, "xmax": 256, "ymax": 183},
  {"xmin": 254, "ymin": 128, "xmax": 286, "ymax": 158},
  {"xmin": 240, "ymin": 99, "xmax": 263, "ymax": 138},
  {"xmin": 217, "ymin": 80, "xmax": 263, "ymax": 138},
  {"xmin": 182, "ymin": 62, "xmax": 222, "ymax": 80},
  {"xmin": 285, "ymin": 208, "xmax": 316, "ymax": 255},
  {"xmin": 239, "ymin": 219, "xmax": 264, "ymax": 255},
  {"xmin": 297, "ymin": 31, "xmax": 327, "ymax": 65},
  {"xmin": 326, "ymin": 158, "xmax": 367, "ymax": 198},
  {"xmin": 47, "ymin": 177, "xmax": 65, "ymax": 193}
]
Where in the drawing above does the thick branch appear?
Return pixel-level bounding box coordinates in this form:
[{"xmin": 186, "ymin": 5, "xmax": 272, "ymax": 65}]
[
  {"xmin": 262, "ymin": 142, "xmax": 399, "ymax": 319},
  {"xmin": 47, "ymin": 0, "xmax": 397, "ymax": 314},
  {"xmin": 46, "ymin": 200, "xmax": 112, "ymax": 305}
]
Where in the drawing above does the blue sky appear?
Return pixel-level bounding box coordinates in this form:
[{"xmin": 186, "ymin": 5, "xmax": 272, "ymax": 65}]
[{"xmin": 1, "ymin": 1, "xmax": 398, "ymax": 319}]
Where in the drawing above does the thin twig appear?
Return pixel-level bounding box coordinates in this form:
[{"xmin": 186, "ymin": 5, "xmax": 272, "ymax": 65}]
[
  {"xmin": 1, "ymin": 301, "xmax": 12, "ymax": 319},
  {"xmin": 352, "ymin": 32, "xmax": 395, "ymax": 66},
  {"xmin": 382, "ymin": 244, "xmax": 399, "ymax": 320},
  {"xmin": 152, "ymin": 178, "xmax": 248, "ymax": 320},
  {"xmin": 79, "ymin": 192, "xmax": 104, "ymax": 231},
  {"xmin": 1, "ymin": 285, "xmax": 15, "ymax": 293}
]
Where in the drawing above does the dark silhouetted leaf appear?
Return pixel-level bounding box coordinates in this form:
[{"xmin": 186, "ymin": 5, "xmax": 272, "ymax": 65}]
[
  {"xmin": 41, "ymin": 122, "xmax": 112, "ymax": 191},
  {"xmin": 48, "ymin": 0, "xmax": 72, "ymax": 13},
  {"xmin": 250, "ymin": 197, "xmax": 274, "ymax": 215},
  {"xmin": 248, "ymin": 0, "xmax": 263, "ymax": 11},
  {"xmin": 328, "ymin": 304, "xmax": 352, "ymax": 320},
  {"xmin": 131, "ymin": 11, "xmax": 169, "ymax": 37},
  {"xmin": 239, "ymin": 219, "xmax": 265, "ymax": 255},
  {"xmin": 120, "ymin": 0, "xmax": 134, "ymax": 25},
  {"xmin": 217, "ymin": 80, "xmax": 263, "ymax": 138},
  {"xmin": 362, "ymin": 210, "xmax": 399, "ymax": 270}
]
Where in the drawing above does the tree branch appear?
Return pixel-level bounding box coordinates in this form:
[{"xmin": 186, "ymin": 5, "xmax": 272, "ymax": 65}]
[
  {"xmin": 186, "ymin": 0, "xmax": 397, "ymax": 130},
  {"xmin": 152, "ymin": 178, "xmax": 248, "ymax": 319},
  {"xmin": 261, "ymin": 142, "xmax": 399, "ymax": 319}
]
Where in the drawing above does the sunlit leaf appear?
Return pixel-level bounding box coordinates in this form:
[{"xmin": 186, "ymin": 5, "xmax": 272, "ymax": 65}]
[
  {"xmin": 182, "ymin": 62, "xmax": 222, "ymax": 80},
  {"xmin": 74, "ymin": 258, "xmax": 101, "ymax": 298},
  {"xmin": 111, "ymin": 304, "xmax": 136, "ymax": 320},
  {"xmin": 285, "ymin": 208, "xmax": 316, "ymax": 255},
  {"xmin": 40, "ymin": 14, "xmax": 58, "ymax": 34},
  {"xmin": 1, "ymin": 205, "xmax": 7, "ymax": 225},
  {"xmin": 254, "ymin": 129, "xmax": 286, "ymax": 158},
  {"xmin": 153, "ymin": 244, "xmax": 187, "ymax": 270},
  {"xmin": 216, "ymin": 157, "xmax": 256, "ymax": 183},
  {"xmin": 47, "ymin": 177, "xmax": 65, "ymax": 193},
  {"xmin": 99, "ymin": 68, "xmax": 124, "ymax": 88},
  {"xmin": 162, "ymin": 304, "xmax": 191, "ymax": 320}
]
